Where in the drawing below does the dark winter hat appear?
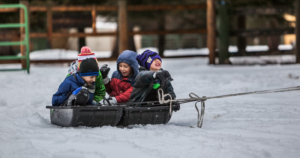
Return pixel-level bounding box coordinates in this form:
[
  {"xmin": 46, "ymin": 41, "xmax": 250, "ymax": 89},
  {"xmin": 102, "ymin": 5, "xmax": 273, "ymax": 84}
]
[
  {"xmin": 136, "ymin": 49, "xmax": 161, "ymax": 70},
  {"xmin": 78, "ymin": 58, "xmax": 99, "ymax": 76}
]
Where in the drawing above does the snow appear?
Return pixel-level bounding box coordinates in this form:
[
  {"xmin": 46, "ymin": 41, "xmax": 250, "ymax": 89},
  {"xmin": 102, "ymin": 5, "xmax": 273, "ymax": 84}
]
[
  {"xmin": 29, "ymin": 49, "xmax": 111, "ymax": 60},
  {"xmin": 28, "ymin": 47, "xmax": 296, "ymax": 65},
  {"xmin": 229, "ymin": 55, "xmax": 295, "ymax": 65},
  {"xmin": 138, "ymin": 47, "xmax": 209, "ymax": 56},
  {"xmin": 96, "ymin": 16, "xmax": 117, "ymax": 30},
  {"xmin": 138, "ymin": 45, "xmax": 293, "ymax": 57},
  {"xmin": 28, "ymin": 45, "xmax": 295, "ymax": 65},
  {"xmin": 1, "ymin": 56, "xmax": 300, "ymax": 158}
]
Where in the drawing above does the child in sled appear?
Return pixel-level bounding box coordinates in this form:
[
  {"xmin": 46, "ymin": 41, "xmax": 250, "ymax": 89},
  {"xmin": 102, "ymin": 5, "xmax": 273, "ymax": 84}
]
[
  {"xmin": 67, "ymin": 46, "xmax": 106, "ymax": 105},
  {"xmin": 129, "ymin": 49, "xmax": 176, "ymax": 105},
  {"xmin": 100, "ymin": 50, "xmax": 139, "ymax": 105},
  {"xmin": 52, "ymin": 58, "xmax": 100, "ymax": 106}
]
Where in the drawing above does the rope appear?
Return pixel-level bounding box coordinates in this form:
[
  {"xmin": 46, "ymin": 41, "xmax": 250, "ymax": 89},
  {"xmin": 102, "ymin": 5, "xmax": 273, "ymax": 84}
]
[
  {"xmin": 113, "ymin": 86, "xmax": 300, "ymax": 128},
  {"xmin": 206, "ymin": 86, "xmax": 300, "ymax": 100},
  {"xmin": 185, "ymin": 85, "xmax": 300, "ymax": 128},
  {"xmin": 189, "ymin": 93, "xmax": 206, "ymax": 128},
  {"xmin": 158, "ymin": 88, "xmax": 173, "ymax": 115},
  {"xmin": 114, "ymin": 86, "xmax": 300, "ymax": 106}
]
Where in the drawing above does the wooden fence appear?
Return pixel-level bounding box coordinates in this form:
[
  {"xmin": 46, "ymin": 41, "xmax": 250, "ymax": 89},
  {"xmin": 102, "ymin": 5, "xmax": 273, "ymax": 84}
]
[{"xmin": 1, "ymin": 0, "xmax": 299, "ymax": 65}]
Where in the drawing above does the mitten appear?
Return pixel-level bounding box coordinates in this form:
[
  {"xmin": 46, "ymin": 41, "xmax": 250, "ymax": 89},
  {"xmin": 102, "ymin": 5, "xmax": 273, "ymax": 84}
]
[{"xmin": 100, "ymin": 64, "xmax": 110, "ymax": 84}]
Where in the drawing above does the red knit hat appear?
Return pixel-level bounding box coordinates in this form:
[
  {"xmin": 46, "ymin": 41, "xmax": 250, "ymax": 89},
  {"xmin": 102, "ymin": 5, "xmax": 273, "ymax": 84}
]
[{"xmin": 78, "ymin": 46, "xmax": 97, "ymax": 70}]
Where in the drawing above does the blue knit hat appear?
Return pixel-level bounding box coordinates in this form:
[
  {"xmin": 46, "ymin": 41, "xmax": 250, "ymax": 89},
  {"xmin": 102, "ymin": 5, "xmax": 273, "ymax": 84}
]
[{"xmin": 136, "ymin": 50, "xmax": 162, "ymax": 70}]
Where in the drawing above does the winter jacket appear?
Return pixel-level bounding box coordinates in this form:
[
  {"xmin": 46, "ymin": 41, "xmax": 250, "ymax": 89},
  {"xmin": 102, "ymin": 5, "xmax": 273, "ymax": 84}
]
[
  {"xmin": 129, "ymin": 66, "xmax": 176, "ymax": 106},
  {"xmin": 105, "ymin": 50, "xmax": 139, "ymax": 103},
  {"xmin": 52, "ymin": 73, "xmax": 95, "ymax": 106},
  {"xmin": 67, "ymin": 60, "xmax": 106, "ymax": 102}
]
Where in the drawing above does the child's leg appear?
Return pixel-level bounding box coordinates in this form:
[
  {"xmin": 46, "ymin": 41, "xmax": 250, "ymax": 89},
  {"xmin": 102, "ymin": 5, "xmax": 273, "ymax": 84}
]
[
  {"xmin": 74, "ymin": 88, "xmax": 90, "ymax": 105},
  {"xmin": 67, "ymin": 88, "xmax": 90, "ymax": 106}
]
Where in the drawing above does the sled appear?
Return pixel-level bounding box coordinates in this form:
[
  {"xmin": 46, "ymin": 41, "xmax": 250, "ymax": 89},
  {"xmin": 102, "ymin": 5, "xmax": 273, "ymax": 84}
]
[
  {"xmin": 46, "ymin": 106, "xmax": 123, "ymax": 127},
  {"xmin": 46, "ymin": 102, "xmax": 180, "ymax": 127},
  {"xmin": 118, "ymin": 102, "xmax": 180, "ymax": 126}
]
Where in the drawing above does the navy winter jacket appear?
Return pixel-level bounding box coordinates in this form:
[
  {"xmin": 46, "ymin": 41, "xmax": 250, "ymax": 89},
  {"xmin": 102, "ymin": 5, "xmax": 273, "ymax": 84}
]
[{"xmin": 52, "ymin": 73, "xmax": 94, "ymax": 106}]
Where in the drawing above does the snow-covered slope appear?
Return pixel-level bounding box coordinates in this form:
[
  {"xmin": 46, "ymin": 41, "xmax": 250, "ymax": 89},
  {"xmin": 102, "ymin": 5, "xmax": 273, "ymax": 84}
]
[{"xmin": 0, "ymin": 57, "xmax": 300, "ymax": 158}]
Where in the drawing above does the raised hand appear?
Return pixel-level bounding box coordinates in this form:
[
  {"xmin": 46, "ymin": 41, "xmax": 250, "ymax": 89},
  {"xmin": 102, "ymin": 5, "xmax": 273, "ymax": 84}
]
[{"xmin": 100, "ymin": 64, "xmax": 110, "ymax": 79}]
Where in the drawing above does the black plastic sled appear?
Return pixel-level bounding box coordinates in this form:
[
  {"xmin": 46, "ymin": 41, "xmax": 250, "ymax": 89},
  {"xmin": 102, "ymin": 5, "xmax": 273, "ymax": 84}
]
[{"xmin": 46, "ymin": 102, "xmax": 180, "ymax": 127}]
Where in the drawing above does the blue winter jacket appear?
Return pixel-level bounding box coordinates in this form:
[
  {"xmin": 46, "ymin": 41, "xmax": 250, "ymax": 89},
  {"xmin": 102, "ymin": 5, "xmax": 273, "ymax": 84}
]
[{"xmin": 52, "ymin": 73, "xmax": 94, "ymax": 106}]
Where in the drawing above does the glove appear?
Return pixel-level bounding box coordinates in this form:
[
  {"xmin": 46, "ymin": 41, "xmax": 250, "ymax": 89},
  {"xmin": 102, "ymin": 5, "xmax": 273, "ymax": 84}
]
[
  {"xmin": 67, "ymin": 87, "xmax": 89, "ymax": 106},
  {"xmin": 154, "ymin": 70, "xmax": 173, "ymax": 88},
  {"xmin": 100, "ymin": 64, "xmax": 110, "ymax": 79},
  {"xmin": 155, "ymin": 70, "xmax": 173, "ymax": 81},
  {"xmin": 100, "ymin": 97, "xmax": 117, "ymax": 106}
]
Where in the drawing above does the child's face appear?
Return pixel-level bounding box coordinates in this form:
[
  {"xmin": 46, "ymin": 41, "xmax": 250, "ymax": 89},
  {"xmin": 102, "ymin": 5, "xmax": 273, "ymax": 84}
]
[
  {"xmin": 119, "ymin": 62, "xmax": 132, "ymax": 77},
  {"xmin": 82, "ymin": 76, "xmax": 96, "ymax": 85},
  {"xmin": 150, "ymin": 58, "xmax": 161, "ymax": 72}
]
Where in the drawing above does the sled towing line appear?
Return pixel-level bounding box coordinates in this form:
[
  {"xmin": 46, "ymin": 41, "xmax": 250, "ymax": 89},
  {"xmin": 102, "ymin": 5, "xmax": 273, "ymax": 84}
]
[
  {"xmin": 45, "ymin": 103, "xmax": 180, "ymax": 127},
  {"xmin": 46, "ymin": 86, "xmax": 300, "ymax": 128}
]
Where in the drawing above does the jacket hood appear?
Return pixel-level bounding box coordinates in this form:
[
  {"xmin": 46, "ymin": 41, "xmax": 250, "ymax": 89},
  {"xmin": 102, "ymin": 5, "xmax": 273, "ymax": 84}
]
[{"xmin": 117, "ymin": 50, "xmax": 139, "ymax": 78}]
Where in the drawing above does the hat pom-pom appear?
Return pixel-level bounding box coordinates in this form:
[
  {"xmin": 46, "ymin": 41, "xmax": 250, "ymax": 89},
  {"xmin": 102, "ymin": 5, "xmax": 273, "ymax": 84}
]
[{"xmin": 80, "ymin": 46, "xmax": 92, "ymax": 54}]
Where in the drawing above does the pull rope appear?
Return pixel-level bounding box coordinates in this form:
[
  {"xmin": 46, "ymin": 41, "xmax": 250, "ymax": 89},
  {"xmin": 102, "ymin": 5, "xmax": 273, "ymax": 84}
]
[
  {"xmin": 186, "ymin": 85, "xmax": 300, "ymax": 128},
  {"xmin": 189, "ymin": 93, "xmax": 206, "ymax": 128},
  {"xmin": 158, "ymin": 88, "xmax": 173, "ymax": 115},
  {"xmin": 114, "ymin": 86, "xmax": 300, "ymax": 128},
  {"xmin": 205, "ymin": 86, "xmax": 300, "ymax": 100}
]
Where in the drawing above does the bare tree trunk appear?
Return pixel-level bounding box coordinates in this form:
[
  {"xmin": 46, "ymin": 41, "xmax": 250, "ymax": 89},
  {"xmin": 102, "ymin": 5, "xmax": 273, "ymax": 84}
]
[
  {"xmin": 296, "ymin": 0, "xmax": 300, "ymax": 63},
  {"xmin": 111, "ymin": 24, "xmax": 136, "ymax": 58},
  {"xmin": 237, "ymin": 15, "xmax": 246, "ymax": 55},
  {"xmin": 267, "ymin": 19, "xmax": 279, "ymax": 51},
  {"xmin": 78, "ymin": 27, "xmax": 86, "ymax": 53},
  {"xmin": 158, "ymin": 11, "xmax": 165, "ymax": 57}
]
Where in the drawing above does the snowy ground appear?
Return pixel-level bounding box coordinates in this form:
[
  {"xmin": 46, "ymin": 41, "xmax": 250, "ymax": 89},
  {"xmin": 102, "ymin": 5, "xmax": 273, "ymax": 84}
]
[{"xmin": 1, "ymin": 57, "xmax": 300, "ymax": 158}]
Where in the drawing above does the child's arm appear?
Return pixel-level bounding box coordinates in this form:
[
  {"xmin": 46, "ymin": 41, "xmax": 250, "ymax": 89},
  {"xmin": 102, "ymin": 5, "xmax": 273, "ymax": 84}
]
[
  {"xmin": 115, "ymin": 86, "xmax": 133, "ymax": 103},
  {"xmin": 52, "ymin": 82, "xmax": 72, "ymax": 106},
  {"xmin": 93, "ymin": 70, "xmax": 106, "ymax": 102},
  {"xmin": 104, "ymin": 80, "xmax": 113, "ymax": 94},
  {"xmin": 134, "ymin": 71, "xmax": 157, "ymax": 88}
]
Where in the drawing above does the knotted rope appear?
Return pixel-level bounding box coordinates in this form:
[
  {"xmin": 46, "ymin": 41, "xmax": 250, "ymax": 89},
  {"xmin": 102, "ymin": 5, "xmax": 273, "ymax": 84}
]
[
  {"xmin": 118, "ymin": 86, "xmax": 300, "ymax": 128},
  {"xmin": 158, "ymin": 88, "xmax": 173, "ymax": 115},
  {"xmin": 161, "ymin": 86, "xmax": 300, "ymax": 128},
  {"xmin": 189, "ymin": 93, "xmax": 206, "ymax": 128}
]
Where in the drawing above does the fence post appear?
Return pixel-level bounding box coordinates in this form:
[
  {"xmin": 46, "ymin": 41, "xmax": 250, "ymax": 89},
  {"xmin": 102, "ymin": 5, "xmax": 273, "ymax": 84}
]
[
  {"xmin": 207, "ymin": 0, "xmax": 216, "ymax": 64},
  {"xmin": 47, "ymin": 0, "xmax": 52, "ymax": 48},
  {"xmin": 237, "ymin": 15, "xmax": 246, "ymax": 55},
  {"xmin": 296, "ymin": 0, "xmax": 300, "ymax": 63},
  {"xmin": 118, "ymin": 0, "xmax": 128, "ymax": 55},
  {"xmin": 216, "ymin": 0, "xmax": 230, "ymax": 64},
  {"xmin": 20, "ymin": 0, "xmax": 29, "ymax": 69},
  {"xmin": 92, "ymin": 5, "xmax": 97, "ymax": 34}
]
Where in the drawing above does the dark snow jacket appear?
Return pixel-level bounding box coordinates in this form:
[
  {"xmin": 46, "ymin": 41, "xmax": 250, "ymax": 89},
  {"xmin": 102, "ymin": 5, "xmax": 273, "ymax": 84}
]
[
  {"xmin": 52, "ymin": 73, "xmax": 95, "ymax": 106},
  {"xmin": 129, "ymin": 66, "xmax": 176, "ymax": 106},
  {"xmin": 105, "ymin": 50, "xmax": 139, "ymax": 103}
]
